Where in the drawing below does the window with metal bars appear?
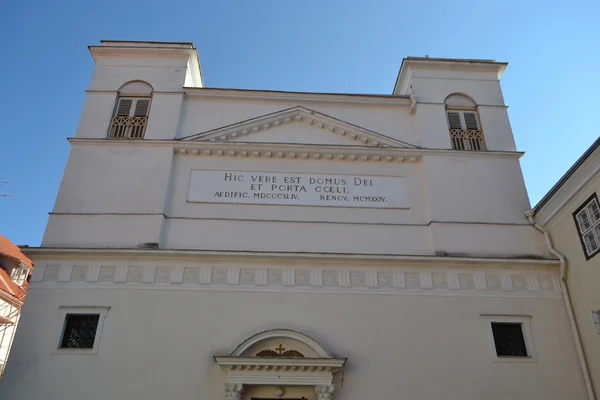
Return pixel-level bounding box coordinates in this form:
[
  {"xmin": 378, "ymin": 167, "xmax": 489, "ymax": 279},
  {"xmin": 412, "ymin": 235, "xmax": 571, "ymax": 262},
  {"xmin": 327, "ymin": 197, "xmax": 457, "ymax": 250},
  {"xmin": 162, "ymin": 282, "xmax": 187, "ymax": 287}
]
[
  {"xmin": 108, "ymin": 97, "xmax": 150, "ymax": 139},
  {"xmin": 573, "ymin": 193, "xmax": 600, "ymax": 260},
  {"xmin": 60, "ymin": 314, "xmax": 100, "ymax": 349},
  {"xmin": 446, "ymin": 110, "xmax": 486, "ymax": 151},
  {"xmin": 491, "ymin": 322, "xmax": 529, "ymax": 357}
]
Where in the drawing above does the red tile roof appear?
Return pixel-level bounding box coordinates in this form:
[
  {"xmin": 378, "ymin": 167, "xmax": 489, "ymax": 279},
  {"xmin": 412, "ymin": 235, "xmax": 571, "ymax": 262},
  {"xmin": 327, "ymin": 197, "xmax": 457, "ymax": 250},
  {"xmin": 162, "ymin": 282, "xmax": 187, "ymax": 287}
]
[{"xmin": 0, "ymin": 235, "xmax": 33, "ymax": 302}]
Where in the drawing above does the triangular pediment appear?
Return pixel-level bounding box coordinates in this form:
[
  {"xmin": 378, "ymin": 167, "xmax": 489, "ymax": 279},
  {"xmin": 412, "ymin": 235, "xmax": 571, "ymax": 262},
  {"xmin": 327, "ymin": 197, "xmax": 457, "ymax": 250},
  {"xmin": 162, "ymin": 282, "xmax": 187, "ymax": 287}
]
[{"xmin": 179, "ymin": 106, "xmax": 416, "ymax": 148}]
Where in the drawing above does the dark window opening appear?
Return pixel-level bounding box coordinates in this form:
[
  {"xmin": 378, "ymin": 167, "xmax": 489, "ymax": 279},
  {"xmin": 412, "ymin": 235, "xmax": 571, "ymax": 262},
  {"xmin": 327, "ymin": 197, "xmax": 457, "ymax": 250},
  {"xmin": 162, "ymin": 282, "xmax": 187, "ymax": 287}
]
[
  {"xmin": 60, "ymin": 314, "xmax": 100, "ymax": 349},
  {"xmin": 491, "ymin": 322, "xmax": 528, "ymax": 357}
]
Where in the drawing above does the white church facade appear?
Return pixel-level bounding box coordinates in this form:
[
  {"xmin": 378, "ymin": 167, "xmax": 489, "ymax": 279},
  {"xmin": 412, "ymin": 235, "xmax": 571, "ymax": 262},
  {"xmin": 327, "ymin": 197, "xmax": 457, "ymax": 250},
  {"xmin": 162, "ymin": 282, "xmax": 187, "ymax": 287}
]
[{"xmin": 0, "ymin": 41, "xmax": 591, "ymax": 399}]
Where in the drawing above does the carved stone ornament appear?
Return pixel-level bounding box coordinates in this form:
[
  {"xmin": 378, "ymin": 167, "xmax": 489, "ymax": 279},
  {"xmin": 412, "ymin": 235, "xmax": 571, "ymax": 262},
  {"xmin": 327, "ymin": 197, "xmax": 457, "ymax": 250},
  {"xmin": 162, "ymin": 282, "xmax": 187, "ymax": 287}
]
[
  {"xmin": 225, "ymin": 383, "xmax": 244, "ymax": 400},
  {"xmin": 315, "ymin": 384, "xmax": 334, "ymax": 400}
]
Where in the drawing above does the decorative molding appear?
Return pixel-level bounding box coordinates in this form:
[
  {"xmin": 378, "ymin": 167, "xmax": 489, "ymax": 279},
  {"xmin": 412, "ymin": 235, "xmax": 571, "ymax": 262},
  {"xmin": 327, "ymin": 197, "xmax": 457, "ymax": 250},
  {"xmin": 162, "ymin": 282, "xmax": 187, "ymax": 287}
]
[
  {"xmin": 58, "ymin": 265, "xmax": 73, "ymax": 283},
  {"xmin": 224, "ymin": 383, "xmax": 244, "ymax": 400},
  {"xmin": 311, "ymin": 269, "xmax": 323, "ymax": 287},
  {"xmin": 315, "ymin": 384, "xmax": 335, "ymax": 400},
  {"xmin": 365, "ymin": 271, "xmax": 378, "ymax": 289},
  {"xmin": 31, "ymin": 263, "xmax": 562, "ymax": 299},
  {"xmin": 255, "ymin": 269, "xmax": 268, "ymax": 286},
  {"xmin": 170, "ymin": 266, "xmax": 185, "ymax": 284},
  {"xmin": 184, "ymin": 86, "xmax": 412, "ymax": 107},
  {"xmin": 420, "ymin": 272, "xmax": 433, "ymax": 289},
  {"xmin": 86, "ymin": 265, "xmax": 101, "ymax": 283},
  {"xmin": 174, "ymin": 144, "xmax": 421, "ymax": 163},
  {"xmin": 526, "ymin": 275, "xmax": 541, "ymax": 292},
  {"xmin": 31, "ymin": 264, "xmax": 46, "ymax": 283},
  {"xmin": 338, "ymin": 271, "xmax": 351, "ymax": 287},
  {"xmin": 227, "ymin": 268, "xmax": 240, "ymax": 286}
]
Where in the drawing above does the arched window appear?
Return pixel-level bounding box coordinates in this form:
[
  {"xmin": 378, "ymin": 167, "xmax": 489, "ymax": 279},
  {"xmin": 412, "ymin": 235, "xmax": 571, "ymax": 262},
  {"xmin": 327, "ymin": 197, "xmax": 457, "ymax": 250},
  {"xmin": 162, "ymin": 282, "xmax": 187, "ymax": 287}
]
[
  {"xmin": 445, "ymin": 94, "xmax": 486, "ymax": 151},
  {"xmin": 108, "ymin": 81, "xmax": 153, "ymax": 139}
]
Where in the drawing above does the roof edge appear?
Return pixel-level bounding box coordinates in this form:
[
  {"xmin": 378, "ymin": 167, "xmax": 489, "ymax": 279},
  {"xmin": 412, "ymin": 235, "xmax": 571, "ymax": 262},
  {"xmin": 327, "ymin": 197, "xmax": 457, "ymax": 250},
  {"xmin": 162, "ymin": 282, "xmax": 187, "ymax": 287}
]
[
  {"xmin": 393, "ymin": 57, "xmax": 508, "ymax": 95},
  {"xmin": 533, "ymin": 136, "xmax": 600, "ymax": 213}
]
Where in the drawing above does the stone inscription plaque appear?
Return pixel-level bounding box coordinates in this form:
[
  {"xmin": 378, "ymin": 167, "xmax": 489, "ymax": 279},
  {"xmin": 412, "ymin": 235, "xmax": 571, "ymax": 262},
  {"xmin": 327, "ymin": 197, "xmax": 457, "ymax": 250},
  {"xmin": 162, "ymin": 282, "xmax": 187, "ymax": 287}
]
[{"xmin": 188, "ymin": 170, "xmax": 408, "ymax": 209}]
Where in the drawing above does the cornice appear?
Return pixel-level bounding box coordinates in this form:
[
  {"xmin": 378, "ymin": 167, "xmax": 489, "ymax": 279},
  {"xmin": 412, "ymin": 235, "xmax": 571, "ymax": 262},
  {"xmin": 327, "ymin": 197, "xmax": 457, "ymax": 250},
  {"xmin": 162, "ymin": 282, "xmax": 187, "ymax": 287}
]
[
  {"xmin": 214, "ymin": 356, "xmax": 346, "ymax": 373},
  {"xmin": 184, "ymin": 87, "xmax": 412, "ymax": 106},
  {"xmin": 89, "ymin": 45, "xmax": 196, "ymax": 61},
  {"xmin": 67, "ymin": 138, "xmax": 524, "ymax": 160},
  {"xmin": 23, "ymin": 247, "xmax": 559, "ymax": 268}
]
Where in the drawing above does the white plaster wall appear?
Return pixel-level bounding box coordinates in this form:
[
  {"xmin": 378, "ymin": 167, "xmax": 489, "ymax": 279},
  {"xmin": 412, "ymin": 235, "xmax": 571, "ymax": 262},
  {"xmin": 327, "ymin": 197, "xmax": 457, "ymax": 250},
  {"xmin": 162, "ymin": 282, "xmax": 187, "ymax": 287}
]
[
  {"xmin": 90, "ymin": 55, "xmax": 189, "ymax": 92},
  {"xmin": 422, "ymin": 156, "xmax": 532, "ymax": 223},
  {"xmin": 75, "ymin": 92, "xmax": 118, "ymax": 139},
  {"xmin": 162, "ymin": 219, "xmax": 432, "ymax": 254},
  {"xmin": 51, "ymin": 145, "xmax": 173, "ymax": 214},
  {"xmin": 43, "ymin": 214, "xmax": 165, "ymax": 248},
  {"xmin": 0, "ymin": 286, "xmax": 586, "ymax": 400},
  {"xmin": 177, "ymin": 98, "xmax": 416, "ymax": 145},
  {"xmin": 407, "ymin": 70, "xmax": 505, "ymax": 105},
  {"xmin": 477, "ymin": 106, "xmax": 517, "ymax": 152},
  {"xmin": 413, "ymin": 103, "xmax": 452, "ymax": 149},
  {"xmin": 145, "ymin": 93, "xmax": 184, "ymax": 140}
]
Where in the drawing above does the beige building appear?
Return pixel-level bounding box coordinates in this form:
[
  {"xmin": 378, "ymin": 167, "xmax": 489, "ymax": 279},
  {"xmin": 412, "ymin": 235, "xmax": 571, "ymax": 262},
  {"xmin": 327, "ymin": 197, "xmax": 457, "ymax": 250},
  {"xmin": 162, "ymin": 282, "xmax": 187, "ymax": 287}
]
[
  {"xmin": 531, "ymin": 137, "xmax": 600, "ymax": 398},
  {"xmin": 0, "ymin": 41, "xmax": 593, "ymax": 399}
]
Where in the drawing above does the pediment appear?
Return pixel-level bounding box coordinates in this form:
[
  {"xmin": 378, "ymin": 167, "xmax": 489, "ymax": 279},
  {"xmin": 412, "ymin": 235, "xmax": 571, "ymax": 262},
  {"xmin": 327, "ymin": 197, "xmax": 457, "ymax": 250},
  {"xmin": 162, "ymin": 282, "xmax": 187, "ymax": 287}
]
[{"xmin": 180, "ymin": 106, "xmax": 416, "ymax": 149}]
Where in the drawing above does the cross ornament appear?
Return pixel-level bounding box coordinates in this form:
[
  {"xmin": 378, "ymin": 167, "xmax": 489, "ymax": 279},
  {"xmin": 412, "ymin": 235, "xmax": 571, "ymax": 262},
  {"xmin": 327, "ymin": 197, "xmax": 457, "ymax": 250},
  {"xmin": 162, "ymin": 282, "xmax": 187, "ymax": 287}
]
[{"xmin": 275, "ymin": 344, "xmax": 286, "ymax": 355}]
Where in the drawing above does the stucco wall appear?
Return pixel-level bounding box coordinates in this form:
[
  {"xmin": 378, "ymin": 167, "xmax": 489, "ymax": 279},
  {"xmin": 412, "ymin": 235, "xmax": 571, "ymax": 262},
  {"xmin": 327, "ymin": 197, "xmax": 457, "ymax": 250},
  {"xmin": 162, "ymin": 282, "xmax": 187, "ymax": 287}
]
[{"xmin": 0, "ymin": 281, "xmax": 586, "ymax": 400}]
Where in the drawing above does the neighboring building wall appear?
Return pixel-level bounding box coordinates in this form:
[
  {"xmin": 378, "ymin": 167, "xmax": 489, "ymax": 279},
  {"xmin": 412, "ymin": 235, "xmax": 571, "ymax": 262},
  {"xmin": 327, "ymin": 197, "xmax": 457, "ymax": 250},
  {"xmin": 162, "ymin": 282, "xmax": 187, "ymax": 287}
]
[
  {"xmin": 0, "ymin": 236, "xmax": 33, "ymax": 377},
  {"xmin": 535, "ymin": 148, "xmax": 600, "ymax": 395},
  {"xmin": 0, "ymin": 299, "xmax": 19, "ymax": 373}
]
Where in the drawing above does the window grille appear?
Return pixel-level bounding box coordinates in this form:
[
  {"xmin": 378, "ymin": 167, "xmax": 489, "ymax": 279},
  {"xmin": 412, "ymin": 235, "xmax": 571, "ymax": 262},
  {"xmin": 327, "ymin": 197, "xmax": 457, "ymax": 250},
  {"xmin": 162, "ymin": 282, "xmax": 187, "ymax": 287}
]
[
  {"xmin": 574, "ymin": 194, "xmax": 600, "ymax": 259},
  {"xmin": 60, "ymin": 314, "xmax": 100, "ymax": 349},
  {"xmin": 108, "ymin": 97, "xmax": 150, "ymax": 139},
  {"xmin": 447, "ymin": 111, "xmax": 486, "ymax": 151},
  {"xmin": 491, "ymin": 322, "xmax": 528, "ymax": 357}
]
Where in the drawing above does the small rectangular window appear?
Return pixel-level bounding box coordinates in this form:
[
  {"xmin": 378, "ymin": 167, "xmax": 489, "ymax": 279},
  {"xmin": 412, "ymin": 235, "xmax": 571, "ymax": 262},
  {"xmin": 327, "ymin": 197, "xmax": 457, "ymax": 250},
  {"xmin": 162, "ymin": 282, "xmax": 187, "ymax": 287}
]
[
  {"xmin": 60, "ymin": 314, "xmax": 100, "ymax": 349},
  {"xmin": 573, "ymin": 193, "xmax": 600, "ymax": 260},
  {"xmin": 491, "ymin": 322, "xmax": 529, "ymax": 357}
]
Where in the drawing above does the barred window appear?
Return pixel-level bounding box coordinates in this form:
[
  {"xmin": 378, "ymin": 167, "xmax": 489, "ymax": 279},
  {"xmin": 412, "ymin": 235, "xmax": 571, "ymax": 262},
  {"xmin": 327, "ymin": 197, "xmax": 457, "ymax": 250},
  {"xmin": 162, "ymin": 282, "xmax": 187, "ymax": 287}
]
[
  {"xmin": 491, "ymin": 322, "xmax": 528, "ymax": 357},
  {"xmin": 108, "ymin": 97, "xmax": 150, "ymax": 139},
  {"xmin": 574, "ymin": 194, "xmax": 600, "ymax": 259},
  {"xmin": 60, "ymin": 314, "xmax": 100, "ymax": 349},
  {"xmin": 445, "ymin": 93, "xmax": 486, "ymax": 151}
]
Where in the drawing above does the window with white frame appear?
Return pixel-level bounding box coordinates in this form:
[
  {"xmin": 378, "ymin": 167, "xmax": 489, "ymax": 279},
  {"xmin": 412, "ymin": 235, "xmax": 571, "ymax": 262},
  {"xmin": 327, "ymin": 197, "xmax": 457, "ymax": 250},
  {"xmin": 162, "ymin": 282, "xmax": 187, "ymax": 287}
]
[
  {"xmin": 54, "ymin": 306, "xmax": 109, "ymax": 354},
  {"xmin": 108, "ymin": 97, "xmax": 151, "ymax": 139},
  {"xmin": 573, "ymin": 193, "xmax": 600, "ymax": 259},
  {"xmin": 482, "ymin": 315, "xmax": 536, "ymax": 362},
  {"xmin": 10, "ymin": 267, "xmax": 29, "ymax": 285}
]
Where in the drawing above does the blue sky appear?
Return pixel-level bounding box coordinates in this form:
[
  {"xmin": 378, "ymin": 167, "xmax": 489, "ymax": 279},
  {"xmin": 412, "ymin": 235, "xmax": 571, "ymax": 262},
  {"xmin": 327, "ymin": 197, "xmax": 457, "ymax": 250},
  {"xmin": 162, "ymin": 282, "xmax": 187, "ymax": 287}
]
[{"xmin": 1, "ymin": 0, "xmax": 599, "ymax": 246}]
